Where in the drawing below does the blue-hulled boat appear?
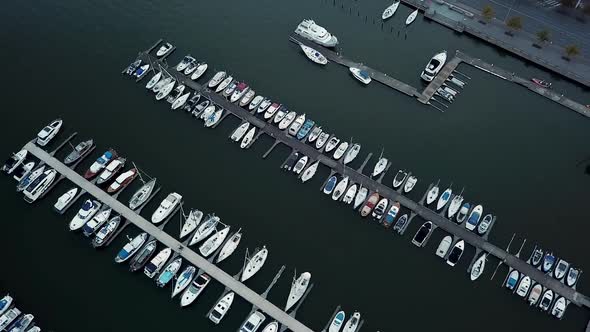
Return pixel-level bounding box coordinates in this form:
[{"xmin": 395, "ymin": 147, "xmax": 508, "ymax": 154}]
[
  {"xmin": 296, "ymin": 119, "xmax": 315, "ymax": 140},
  {"xmin": 505, "ymin": 270, "xmax": 519, "ymax": 291},
  {"xmin": 542, "ymin": 252, "xmax": 556, "ymax": 273},
  {"xmin": 393, "ymin": 214, "xmax": 408, "ymax": 233},
  {"xmin": 114, "ymin": 233, "xmax": 147, "ymax": 263},
  {"xmin": 328, "ymin": 311, "xmax": 346, "ymax": 332},
  {"xmin": 323, "ymin": 176, "xmax": 338, "ymax": 194},
  {"xmin": 382, "ymin": 201, "xmax": 400, "ymax": 228},
  {"xmin": 0, "ymin": 294, "xmax": 13, "ymax": 316},
  {"xmin": 465, "ymin": 204, "xmax": 483, "ymax": 231}
]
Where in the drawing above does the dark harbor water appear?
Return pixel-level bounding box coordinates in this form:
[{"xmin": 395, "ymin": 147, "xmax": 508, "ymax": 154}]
[{"xmin": 1, "ymin": 0, "xmax": 589, "ymax": 331}]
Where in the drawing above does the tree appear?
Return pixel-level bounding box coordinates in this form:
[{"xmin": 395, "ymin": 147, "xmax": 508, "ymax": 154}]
[
  {"xmin": 482, "ymin": 5, "xmax": 495, "ymax": 22},
  {"xmin": 506, "ymin": 16, "xmax": 523, "ymax": 34},
  {"xmin": 560, "ymin": 0, "xmax": 575, "ymax": 8},
  {"xmin": 536, "ymin": 29, "xmax": 550, "ymax": 45},
  {"xmin": 564, "ymin": 44, "xmax": 580, "ymax": 59}
]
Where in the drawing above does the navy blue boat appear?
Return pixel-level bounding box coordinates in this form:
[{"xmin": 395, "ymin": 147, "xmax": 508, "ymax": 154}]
[{"xmin": 323, "ymin": 176, "xmax": 338, "ymax": 194}]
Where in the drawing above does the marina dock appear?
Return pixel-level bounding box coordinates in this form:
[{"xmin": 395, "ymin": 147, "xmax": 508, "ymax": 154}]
[
  {"xmin": 132, "ymin": 50, "xmax": 590, "ymax": 309},
  {"xmin": 22, "ymin": 142, "xmax": 315, "ymax": 332}
]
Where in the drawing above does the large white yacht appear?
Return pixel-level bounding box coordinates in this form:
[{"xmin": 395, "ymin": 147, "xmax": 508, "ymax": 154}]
[
  {"xmin": 151, "ymin": 192, "xmax": 182, "ymax": 224},
  {"xmin": 420, "ymin": 51, "xmax": 447, "ymax": 82},
  {"xmin": 294, "ymin": 19, "xmax": 338, "ymax": 47},
  {"xmin": 209, "ymin": 292, "xmax": 235, "ymax": 324}
]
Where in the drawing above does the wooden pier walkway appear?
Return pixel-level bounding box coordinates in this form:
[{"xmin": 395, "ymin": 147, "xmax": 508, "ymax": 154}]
[
  {"xmin": 23, "ymin": 142, "xmax": 315, "ymax": 332},
  {"xmin": 133, "ymin": 51, "xmax": 590, "ymax": 309},
  {"xmin": 418, "ymin": 56, "xmax": 462, "ymax": 103}
]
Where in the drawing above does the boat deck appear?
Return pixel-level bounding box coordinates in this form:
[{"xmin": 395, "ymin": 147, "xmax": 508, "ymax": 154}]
[
  {"xmin": 23, "ymin": 142, "xmax": 314, "ymax": 332},
  {"xmin": 418, "ymin": 56, "xmax": 462, "ymax": 103}
]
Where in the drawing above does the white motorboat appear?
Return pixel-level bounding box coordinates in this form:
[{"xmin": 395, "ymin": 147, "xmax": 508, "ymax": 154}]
[
  {"xmin": 566, "ymin": 267, "xmax": 580, "ymax": 287},
  {"xmin": 372, "ymin": 197, "xmax": 389, "ymax": 220},
  {"xmin": 470, "ymin": 253, "xmax": 487, "ymax": 281},
  {"xmin": 180, "ymin": 273, "xmax": 211, "ymax": 307},
  {"xmin": 293, "ymin": 156, "xmax": 309, "ymax": 174},
  {"xmin": 172, "ymin": 266, "xmax": 196, "ymax": 298},
  {"xmin": 82, "ymin": 205, "xmax": 112, "ymax": 236},
  {"xmin": 445, "ymin": 240, "xmax": 464, "ymax": 267},
  {"xmin": 2, "ymin": 149, "xmax": 27, "ymax": 175},
  {"xmin": 172, "ymin": 92, "xmax": 191, "ymax": 110},
  {"xmin": 262, "ymin": 322, "xmax": 278, "ymax": 332},
  {"xmin": 145, "ymin": 71, "xmax": 162, "ymax": 89},
  {"xmin": 343, "ymin": 143, "xmax": 360, "ymax": 164},
  {"xmin": 114, "ymin": 232, "xmax": 148, "ymax": 263},
  {"xmin": 342, "ymin": 312, "xmax": 360, "ymax": 332},
  {"xmin": 230, "ymin": 82, "xmax": 250, "ymax": 103},
  {"xmin": 96, "ymin": 157, "xmax": 126, "ymax": 185},
  {"xmin": 516, "ymin": 276, "xmax": 531, "ymax": 297},
  {"xmin": 249, "ymin": 95, "xmax": 264, "ymax": 110},
  {"xmin": 426, "ymin": 185, "xmax": 439, "ymax": 205},
  {"xmin": 372, "ymin": 157, "xmax": 388, "ymax": 177},
  {"xmin": 241, "ymin": 246, "xmax": 268, "ymax": 282},
  {"xmin": 176, "ymin": 55, "xmax": 195, "ymax": 72},
  {"xmin": 294, "ymin": 19, "xmax": 338, "ymax": 47},
  {"xmin": 231, "ymin": 122, "xmax": 251, "ymax": 142},
  {"xmin": 285, "ymin": 272, "xmax": 311, "ymax": 311},
  {"xmin": 209, "ymin": 292, "xmax": 234, "ymax": 324},
  {"xmin": 342, "ymin": 184, "xmax": 358, "ymax": 204},
  {"xmin": 404, "ymin": 175, "xmax": 417, "ymax": 193},
  {"xmin": 391, "ymin": 170, "xmax": 407, "ymax": 189},
  {"xmin": 527, "ymin": 284, "xmax": 543, "ymax": 306},
  {"xmin": 553, "ymin": 259, "xmax": 569, "ymax": 280},
  {"xmin": 273, "ymin": 107, "xmax": 288, "ymax": 124},
  {"xmin": 152, "ymin": 76, "xmax": 172, "ymax": 93},
  {"xmin": 16, "ymin": 164, "xmax": 45, "ymax": 192},
  {"xmin": 328, "ymin": 311, "xmax": 346, "ymax": 332},
  {"xmin": 208, "ymin": 71, "xmax": 227, "ymax": 88},
  {"xmin": 36, "ymin": 118, "xmax": 63, "ymax": 146},
  {"xmin": 216, "ymin": 230, "xmax": 242, "ymax": 263},
  {"xmin": 288, "ymin": 114, "xmax": 306, "ymax": 136},
  {"xmin": 325, "ymin": 136, "xmax": 340, "ymax": 153},
  {"xmin": 215, "ymin": 76, "xmax": 234, "ymax": 93},
  {"xmin": 332, "ymin": 176, "xmax": 349, "ymax": 201},
  {"xmin": 23, "ymin": 168, "xmax": 56, "ymax": 203},
  {"xmin": 349, "ymin": 67, "xmax": 371, "ymax": 84},
  {"xmin": 0, "ymin": 308, "xmax": 21, "ymax": 330},
  {"xmin": 551, "ymin": 297, "xmax": 566, "ymax": 319},
  {"xmin": 456, "ymin": 202, "xmax": 470, "ymax": 223},
  {"xmin": 167, "ymin": 84, "xmax": 185, "ymax": 103},
  {"xmin": 300, "ymin": 161, "xmax": 319, "ymax": 183},
  {"xmin": 222, "ymin": 81, "xmax": 238, "ymax": 98},
  {"xmin": 155, "ymin": 80, "xmax": 175, "ymax": 100},
  {"xmin": 0, "ymin": 294, "xmax": 13, "ymax": 316},
  {"xmin": 199, "ymin": 226, "xmax": 230, "ymax": 257},
  {"xmin": 333, "ymin": 142, "xmax": 349, "ymax": 160},
  {"xmin": 189, "ymin": 214, "xmax": 220, "ymax": 246},
  {"xmin": 406, "ymin": 9, "xmax": 419, "ymax": 25},
  {"xmin": 14, "ymin": 161, "xmax": 35, "ymax": 183},
  {"xmin": 447, "ymin": 194, "xmax": 463, "ymax": 219},
  {"xmin": 421, "ymin": 51, "xmax": 447, "ymax": 82},
  {"xmin": 144, "ymin": 247, "xmax": 172, "ymax": 278},
  {"xmin": 539, "ymin": 289, "xmax": 554, "ymax": 312},
  {"xmin": 435, "ymin": 235, "xmax": 452, "ymax": 258},
  {"xmin": 315, "ymin": 132, "xmax": 330, "ymax": 149},
  {"xmin": 199, "ymin": 105, "xmax": 216, "ymax": 120},
  {"xmin": 180, "ymin": 209, "xmax": 203, "ymax": 239},
  {"xmin": 477, "ymin": 214, "xmax": 493, "ymax": 235},
  {"xmin": 184, "ymin": 61, "xmax": 198, "ymax": 75},
  {"xmin": 129, "ymin": 178, "xmax": 157, "ymax": 210},
  {"xmin": 53, "ymin": 188, "xmax": 77, "ymax": 212},
  {"xmin": 465, "ymin": 204, "xmax": 483, "ymax": 231},
  {"xmin": 307, "ymin": 126, "xmax": 322, "ymax": 143},
  {"xmin": 191, "ymin": 63, "xmax": 208, "ymax": 80},
  {"xmin": 300, "ymin": 44, "xmax": 328, "ymax": 65},
  {"xmin": 156, "ymin": 257, "xmax": 182, "ymax": 287},
  {"xmin": 436, "ymin": 187, "xmax": 452, "ymax": 211},
  {"xmin": 257, "ymin": 98, "xmax": 272, "ymax": 113},
  {"xmin": 353, "ymin": 187, "xmax": 368, "ymax": 209},
  {"xmin": 240, "ymin": 89, "xmax": 256, "ymax": 107},
  {"xmin": 204, "ymin": 108, "xmax": 224, "ymax": 127},
  {"xmin": 241, "ymin": 128, "xmax": 256, "ymax": 149},
  {"xmin": 279, "ymin": 111, "xmax": 297, "ymax": 130},
  {"xmin": 134, "ymin": 64, "xmax": 150, "ymax": 78},
  {"xmin": 69, "ymin": 199, "xmax": 101, "ymax": 231},
  {"xmin": 92, "ymin": 215, "xmax": 121, "ymax": 248},
  {"xmin": 156, "ymin": 42, "xmax": 173, "ymax": 57},
  {"xmin": 382, "ymin": 1, "xmax": 400, "ymax": 20},
  {"xmin": 240, "ymin": 311, "xmax": 266, "ymax": 332},
  {"xmin": 151, "ymin": 192, "xmax": 182, "ymax": 224},
  {"xmin": 263, "ymin": 103, "xmax": 281, "ymax": 120},
  {"xmin": 505, "ymin": 270, "xmax": 520, "ymax": 291}
]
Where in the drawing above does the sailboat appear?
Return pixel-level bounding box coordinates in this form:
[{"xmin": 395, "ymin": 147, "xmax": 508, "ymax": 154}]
[
  {"xmin": 470, "ymin": 253, "xmax": 487, "ymax": 281},
  {"xmin": 436, "ymin": 187, "xmax": 452, "ymax": 211},
  {"xmin": 301, "ymin": 161, "xmax": 319, "ymax": 183},
  {"xmin": 241, "ymin": 246, "xmax": 269, "ymax": 282},
  {"xmin": 405, "ymin": 9, "xmax": 418, "ymax": 25},
  {"xmin": 328, "ymin": 311, "xmax": 346, "ymax": 332},
  {"xmin": 426, "ymin": 184, "xmax": 439, "ymax": 205},
  {"xmin": 285, "ymin": 271, "xmax": 311, "ymax": 311},
  {"xmin": 372, "ymin": 149, "xmax": 388, "ymax": 177},
  {"xmin": 216, "ymin": 230, "xmax": 242, "ymax": 263},
  {"xmin": 180, "ymin": 209, "xmax": 203, "ymax": 239},
  {"xmin": 382, "ymin": 1, "xmax": 400, "ymax": 20},
  {"xmin": 199, "ymin": 225, "xmax": 230, "ymax": 257},
  {"xmin": 172, "ymin": 266, "xmax": 196, "ymax": 298},
  {"xmin": 189, "ymin": 214, "xmax": 220, "ymax": 246}
]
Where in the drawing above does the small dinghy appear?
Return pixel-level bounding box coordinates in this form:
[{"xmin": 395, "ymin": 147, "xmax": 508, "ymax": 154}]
[
  {"xmin": 405, "ymin": 9, "xmax": 419, "ymax": 25},
  {"xmin": 436, "ymin": 235, "xmax": 452, "ymax": 258}
]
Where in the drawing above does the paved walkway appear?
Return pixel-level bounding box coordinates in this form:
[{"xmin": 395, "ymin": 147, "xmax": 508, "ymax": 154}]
[
  {"xmin": 24, "ymin": 142, "xmax": 315, "ymax": 332},
  {"xmin": 401, "ymin": 0, "xmax": 590, "ymax": 87}
]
